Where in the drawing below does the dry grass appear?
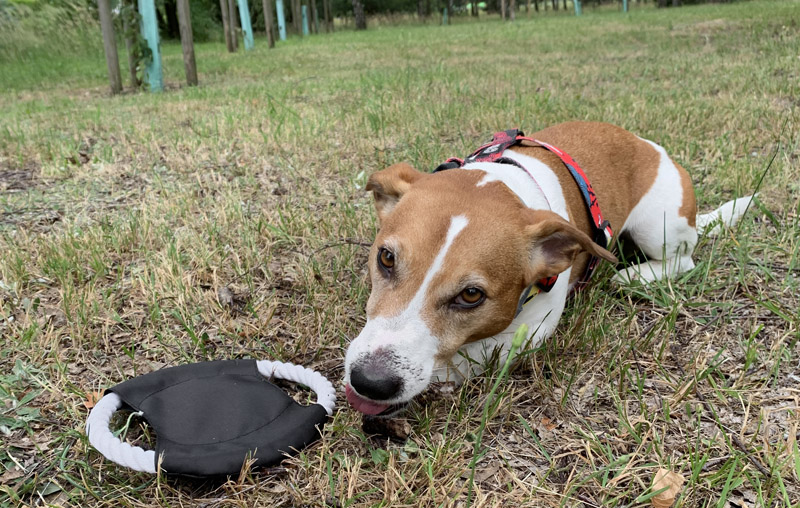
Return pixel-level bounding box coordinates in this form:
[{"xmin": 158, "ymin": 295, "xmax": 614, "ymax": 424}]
[{"xmin": 1, "ymin": 1, "xmax": 799, "ymax": 506}]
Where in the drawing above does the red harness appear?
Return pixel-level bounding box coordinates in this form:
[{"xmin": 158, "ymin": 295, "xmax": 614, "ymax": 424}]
[{"xmin": 434, "ymin": 129, "xmax": 614, "ymax": 296}]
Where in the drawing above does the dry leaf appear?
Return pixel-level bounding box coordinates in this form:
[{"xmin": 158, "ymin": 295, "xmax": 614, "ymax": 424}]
[
  {"xmin": 540, "ymin": 417, "xmax": 557, "ymax": 431},
  {"xmin": 651, "ymin": 468, "xmax": 685, "ymax": 508},
  {"xmin": 83, "ymin": 390, "xmax": 105, "ymax": 410},
  {"xmin": 0, "ymin": 467, "xmax": 24, "ymax": 483}
]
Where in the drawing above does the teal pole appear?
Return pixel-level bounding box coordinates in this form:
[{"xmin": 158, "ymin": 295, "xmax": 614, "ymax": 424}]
[
  {"xmin": 237, "ymin": 0, "xmax": 254, "ymax": 50},
  {"xmin": 443, "ymin": 7, "xmax": 448, "ymax": 25},
  {"xmin": 276, "ymin": 0, "xmax": 287, "ymax": 40},
  {"xmin": 574, "ymin": 0, "xmax": 582, "ymax": 16},
  {"xmin": 138, "ymin": 0, "xmax": 163, "ymax": 92},
  {"xmin": 623, "ymin": 0, "xmax": 628, "ymax": 12},
  {"xmin": 302, "ymin": 5, "xmax": 309, "ymax": 36}
]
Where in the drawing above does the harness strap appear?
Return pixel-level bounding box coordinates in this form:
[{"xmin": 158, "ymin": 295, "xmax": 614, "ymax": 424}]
[{"xmin": 435, "ymin": 129, "xmax": 614, "ymax": 305}]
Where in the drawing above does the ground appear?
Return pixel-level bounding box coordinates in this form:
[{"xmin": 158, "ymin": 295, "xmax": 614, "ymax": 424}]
[{"xmin": 0, "ymin": 1, "xmax": 799, "ymax": 506}]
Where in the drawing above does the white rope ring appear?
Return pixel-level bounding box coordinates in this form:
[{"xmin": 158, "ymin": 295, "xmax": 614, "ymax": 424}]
[{"xmin": 85, "ymin": 360, "xmax": 336, "ymax": 473}]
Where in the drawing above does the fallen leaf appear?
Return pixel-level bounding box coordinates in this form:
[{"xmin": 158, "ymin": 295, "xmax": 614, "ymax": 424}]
[
  {"xmin": 0, "ymin": 467, "xmax": 23, "ymax": 483},
  {"xmin": 540, "ymin": 417, "xmax": 557, "ymax": 431},
  {"xmin": 217, "ymin": 286, "xmax": 234, "ymax": 307},
  {"xmin": 83, "ymin": 390, "xmax": 105, "ymax": 410},
  {"xmin": 651, "ymin": 468, "xmax": 684, "ymax": 508}
]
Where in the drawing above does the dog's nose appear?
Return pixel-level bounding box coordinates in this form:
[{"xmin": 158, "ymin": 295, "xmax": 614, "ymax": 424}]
[{"xmin": 350, "ymin": 359, "xmax": 403, "ymax": 401}]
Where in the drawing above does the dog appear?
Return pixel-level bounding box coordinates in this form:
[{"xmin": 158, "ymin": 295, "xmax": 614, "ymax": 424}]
[{"xmin": 344, "ymin": 121, "xmax": 753, "ymax": 416}]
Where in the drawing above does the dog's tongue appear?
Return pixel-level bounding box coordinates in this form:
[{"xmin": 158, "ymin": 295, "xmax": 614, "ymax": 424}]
[{"xmin": 346, "ymin": 385, "xmax": 390, "ymax": 415}]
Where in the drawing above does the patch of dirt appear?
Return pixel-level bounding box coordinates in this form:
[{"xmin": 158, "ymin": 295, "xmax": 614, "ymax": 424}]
[{"xmin": 0, "ymin": 159, "xmax": 40, "ymax": 192}]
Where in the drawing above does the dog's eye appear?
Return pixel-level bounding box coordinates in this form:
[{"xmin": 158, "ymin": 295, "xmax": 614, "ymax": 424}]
[
  {"xmin": 378, "ymin": 248, "xmax": 395, "ymax": 273},
  {"xmin": 454, "ymin": 287, "xmax": 485, "ymax": 308}
]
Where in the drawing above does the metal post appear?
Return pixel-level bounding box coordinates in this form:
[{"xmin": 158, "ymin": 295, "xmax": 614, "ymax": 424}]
[
  {"xmin": 138, "ymin": 0, "xmax": 163, "ymax": 92},
  {"xmin": 442, "ymin": 7, "xmax": 448, "ymax": 24},
  {"xmin": 574, "ymin": 0, "xmax": 581, "ymax": 15},
  {"xmin": 276, "ymin": 0, "xmax": 287, "ymax": 40},
  {"xmin": 302, "ymin": 4, "xmax": 309, "ymax": 36},
  {"xmin": 237, "ymin": 0, "xmax": 255, "ymax": 50},
  {"xmin": 98, "ymin": 0, "xmax": 122, "ymax": 94},
  {"xmin": 623, "ymin": 0, "xmax": 628, "ymax": 11}
]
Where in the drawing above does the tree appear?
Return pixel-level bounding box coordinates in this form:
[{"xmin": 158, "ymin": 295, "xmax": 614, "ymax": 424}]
[{"xmin": 352, "ymin": 0, "xmax": 366, "ymax": 29}]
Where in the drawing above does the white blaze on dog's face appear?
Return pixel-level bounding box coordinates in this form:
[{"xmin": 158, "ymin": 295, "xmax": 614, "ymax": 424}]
[{"xmin": 344, "ymin": 163, "xmax": 616, "ymax": 415}]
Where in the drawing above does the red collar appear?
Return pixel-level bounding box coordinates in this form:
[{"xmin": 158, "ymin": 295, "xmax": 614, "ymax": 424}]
[{"xmin": 435, "ymin": 129, "xmax": 614, "ymax": 296}]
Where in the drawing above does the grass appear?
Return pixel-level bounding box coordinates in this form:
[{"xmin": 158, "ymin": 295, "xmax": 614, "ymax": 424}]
[{"xmin": 1, "ymin": 1, "xmax": 799, "ymax": 506}]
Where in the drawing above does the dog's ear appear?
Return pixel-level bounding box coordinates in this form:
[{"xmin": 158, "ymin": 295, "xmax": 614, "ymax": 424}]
[
  {"xmin": 523, "ymin": 209, "xmax": 617, "ymax": 280},
  {"xmin": 365, "ymin": 163, "xmax": 424, "ymax": 222}
]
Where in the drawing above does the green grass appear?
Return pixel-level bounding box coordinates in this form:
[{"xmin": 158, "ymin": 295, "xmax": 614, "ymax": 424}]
[{"xmin": 1, "ymin": 1, "xmax": 799, "ymax": 506}]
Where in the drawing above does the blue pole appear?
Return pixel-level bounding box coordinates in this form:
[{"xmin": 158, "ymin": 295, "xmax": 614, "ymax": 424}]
[
  {"xmin": 623, "ymin": 0, "xmax": 628, "ymax": 12},
  {"xmin": 443, "ymin": 7, "xmax": 448, "ymax": 25},
  {"xmin": 574, "ymin": 0, "xmax": 582, "ymax": 16},
  {"xmin": 138, "ymin": 0, "xmax": 163, "ymax": 91},
  {"xmin": 237, "ymin": 0, "xmax": 254, "ymax": 50},
  {"xmin": 302, "ymin": 5, "xmax": 309, "ymax": 36},
  {"xmin": 276, "ymin": 0, "xmax": 287, "ymax": 41}
]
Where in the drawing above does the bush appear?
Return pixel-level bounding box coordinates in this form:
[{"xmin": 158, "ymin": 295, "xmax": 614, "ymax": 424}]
[{"xmin": 188, "ymin": 0, "xmax": 221, "ymax": 42}]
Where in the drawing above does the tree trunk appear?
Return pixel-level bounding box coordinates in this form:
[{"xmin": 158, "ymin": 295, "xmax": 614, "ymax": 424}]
[
  {"xmin": 552, "ymin": 0, "xmax": 557, "ymax": 10},
  {"xmin": 352, "ymin": 0, "xmax": 366, "ymax": 29},
  {"xmin": 310, "ymin": 0, "xmax": 318, "ymax": 33},
  {"xmin": 323, "ymin": 0, "xmax": 332, "ymax": 31},
  {"xmin": 500, "ymin": 0, "xmax": 506, "ymax": 20},
  {"xmin": 176, "ymin": 0, "xmax": 197, "ymax": 85},
  {"xmin": 471, "ymin": 1, "xmax": 478, "ymax": 15},
  {"xmin": 509, "ymin": 0, "xmax": 515, "ymax": 20},
  {"xmin": 562, "ymin": 0, "xmax": 566, "ymax": 10},
  {"xmin": 291, "ymin": 0, "xmax": 300, "ymax": 32},
  {"xmin": 98, "ymin": 0, "xmax": 122, "ymax": 94},
  {"xmin": 263, "ymin": 0, "xmax": 275, "ymax": 46},
  {"xmin": 227, "ymin": 0, "xmax": 238, "ymax": 50},
  {"xmin": 417, "ymin": 0, "xmax": 424, "ymax": 18},
  {"xmin": 220, "ymin": 0, "xmax": 234, "ymax": 51},
  {"xmin": 672, "ymin": 0, "xmax": 681, "ymax": 5},
  {"xmin": 533, "ymin": 0, "xmax": 538, "ymax": 11}
]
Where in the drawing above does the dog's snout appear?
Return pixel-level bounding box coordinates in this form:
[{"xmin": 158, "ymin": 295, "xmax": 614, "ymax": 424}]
[{"xmin": 350, "ymin": 354, "xmax": 404, "ymax": 401}]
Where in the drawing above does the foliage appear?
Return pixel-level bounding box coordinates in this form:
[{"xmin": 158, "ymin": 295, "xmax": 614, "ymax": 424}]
[
  {"xmin": 0, "ymin": 0, "xmax": 101, "ymax": 62},
  {"xmin": 186, "ymin": 0, "xmax": 221, "ymax": 41}
]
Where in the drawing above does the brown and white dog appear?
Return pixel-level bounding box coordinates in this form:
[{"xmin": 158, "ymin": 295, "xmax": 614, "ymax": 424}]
[{"xmin": 344, "ymin": 121, "xmax": 753, "ymax": 415}]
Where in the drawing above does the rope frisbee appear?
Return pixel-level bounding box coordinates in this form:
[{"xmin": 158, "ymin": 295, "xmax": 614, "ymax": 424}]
[{"xmin": 86, "ymin": 359, "xmax": 335, "ymax": 476}]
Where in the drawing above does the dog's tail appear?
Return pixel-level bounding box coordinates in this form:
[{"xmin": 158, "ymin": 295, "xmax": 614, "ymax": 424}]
[{"xmin": 697, "ymin": 195, "xmax": 757, "ymax": 237}]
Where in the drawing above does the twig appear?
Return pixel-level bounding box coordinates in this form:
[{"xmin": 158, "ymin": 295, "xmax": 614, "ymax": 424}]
[{"xmin": 575, "ymin": 493, "xmax": 602, "ymax": 507}]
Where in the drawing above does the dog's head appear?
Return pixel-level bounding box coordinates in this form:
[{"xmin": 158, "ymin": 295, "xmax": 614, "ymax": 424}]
[{"xmin": 344, "ymin": 163, "xmax": 615, "ymax": 415}]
